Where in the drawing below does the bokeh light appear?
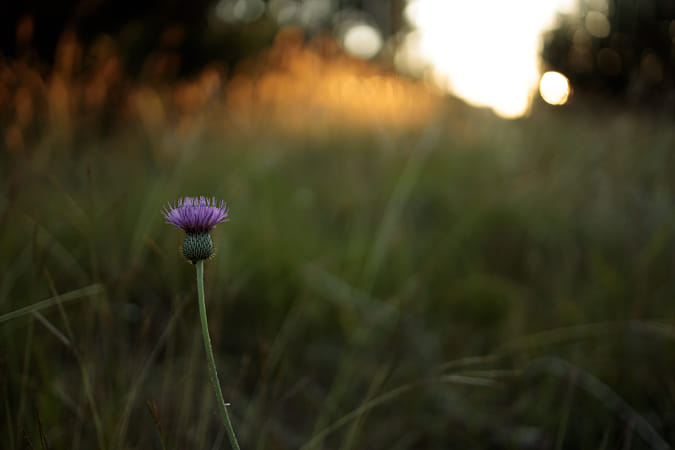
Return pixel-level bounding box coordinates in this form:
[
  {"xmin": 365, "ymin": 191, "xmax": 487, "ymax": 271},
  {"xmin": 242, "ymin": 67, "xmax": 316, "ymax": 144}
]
[
  {"xmin": 539, "ymin": 71, "xmax": 570, "ymax": 105},
  {"xmin": 585, "ymin": 10, "xmax": 611, "ymax": 38},
  {"xmin": 398, "ymin": 0, "xmax": 577, "ymax": 118},
  {"xmin": 215, "ymin": 0, "xmax": 266, "ymax": 24},
  {"xmin": 268, "ymin": 0, "xmax": 333, "ymax": 28},
  {"xmin": 342, "ymin": 23, "xmax": 383, "ymax": 60}
]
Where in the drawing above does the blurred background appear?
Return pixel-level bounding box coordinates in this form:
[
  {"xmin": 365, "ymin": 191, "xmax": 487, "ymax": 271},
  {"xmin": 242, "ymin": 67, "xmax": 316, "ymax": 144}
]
[{"xmin": 1, "ymin": 0, "xmax": 674, "ymax": 449}]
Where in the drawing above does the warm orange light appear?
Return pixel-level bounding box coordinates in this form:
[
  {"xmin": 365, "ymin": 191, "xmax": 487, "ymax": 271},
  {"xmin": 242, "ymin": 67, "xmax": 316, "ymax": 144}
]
[
  {"xmin": 0, "ymin": 25, "xmax": 439, "ymax": 138},
  {"xmin": 223, "ymin": 31, "xmax": 440, "ymax": 133}
]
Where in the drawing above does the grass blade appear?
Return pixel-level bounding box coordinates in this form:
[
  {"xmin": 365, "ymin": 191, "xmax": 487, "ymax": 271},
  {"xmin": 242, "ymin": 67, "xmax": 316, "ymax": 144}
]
[{"xmin": 0, "ymin": 284, "xmax": 104, "ymax": 324}]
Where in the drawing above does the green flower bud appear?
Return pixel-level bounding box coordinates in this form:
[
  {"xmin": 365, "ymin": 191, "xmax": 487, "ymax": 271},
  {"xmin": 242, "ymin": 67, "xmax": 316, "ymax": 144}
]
[{"xmin": 183, "ymin": 232, "xmax": 214, "ymax": 263}]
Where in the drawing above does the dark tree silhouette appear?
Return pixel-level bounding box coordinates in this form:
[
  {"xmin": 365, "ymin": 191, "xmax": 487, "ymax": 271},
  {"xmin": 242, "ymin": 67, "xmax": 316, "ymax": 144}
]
[{"xmin": 541, "ymin": 0, "xmax": 675, "ymax": 110}]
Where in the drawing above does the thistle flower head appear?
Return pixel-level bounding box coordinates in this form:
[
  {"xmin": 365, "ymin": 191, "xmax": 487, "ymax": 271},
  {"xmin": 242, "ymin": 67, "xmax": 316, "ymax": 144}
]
[
  {"xmin": 163, "ymin": 196, "xmax": 229, "ymax": 263},
  {"xmin": 163, "ymin": 196, "xmax": 229, "ymax": 233}
]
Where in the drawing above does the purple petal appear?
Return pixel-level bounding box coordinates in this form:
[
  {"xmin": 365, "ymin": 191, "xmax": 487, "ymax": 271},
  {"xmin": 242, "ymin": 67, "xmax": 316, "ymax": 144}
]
[{"xmin": 163, "ymin": 196, "xmax": 230, "ymax": 232}]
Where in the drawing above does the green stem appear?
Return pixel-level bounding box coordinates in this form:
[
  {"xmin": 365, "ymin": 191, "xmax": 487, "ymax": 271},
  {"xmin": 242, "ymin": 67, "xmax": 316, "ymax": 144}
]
[{"xmin": 196, "ymin": 260, "xmax": 241, "ymax": 450}]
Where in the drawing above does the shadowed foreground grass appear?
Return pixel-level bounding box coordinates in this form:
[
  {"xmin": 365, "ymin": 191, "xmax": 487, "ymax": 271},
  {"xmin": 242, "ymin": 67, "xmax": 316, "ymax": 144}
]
[{"xmin": 1, "ymin": 104, "xmax": 674, "ymax": 449}]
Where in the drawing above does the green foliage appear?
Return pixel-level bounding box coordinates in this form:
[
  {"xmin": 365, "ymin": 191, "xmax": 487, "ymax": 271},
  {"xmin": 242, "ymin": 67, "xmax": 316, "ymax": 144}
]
[{"xmin": 1, "ymin": 107, "xmax": 674, "ymax": 449}]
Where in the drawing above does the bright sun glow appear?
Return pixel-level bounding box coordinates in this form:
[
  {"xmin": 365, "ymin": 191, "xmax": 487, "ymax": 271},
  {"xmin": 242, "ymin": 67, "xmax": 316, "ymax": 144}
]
[
  {"xmin": 398, "ymin": 0, "xmax": 577, "ymax": 118},
  {"xmin": 539, "ymin": 71, "xmax": 570, "ymax": 105}
]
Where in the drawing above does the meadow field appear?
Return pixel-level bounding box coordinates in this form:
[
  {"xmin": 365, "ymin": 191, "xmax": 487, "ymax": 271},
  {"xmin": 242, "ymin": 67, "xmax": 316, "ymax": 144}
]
[{"xmin": 1, "ymin": 48, "xmax": 674, "ymax": 449}]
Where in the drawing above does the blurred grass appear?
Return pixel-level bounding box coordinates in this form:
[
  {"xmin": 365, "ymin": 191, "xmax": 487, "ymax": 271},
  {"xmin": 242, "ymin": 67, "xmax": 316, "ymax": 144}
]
[{"xmin": 1, "ymin": 101, "xmax": 674, "ymax": 450}]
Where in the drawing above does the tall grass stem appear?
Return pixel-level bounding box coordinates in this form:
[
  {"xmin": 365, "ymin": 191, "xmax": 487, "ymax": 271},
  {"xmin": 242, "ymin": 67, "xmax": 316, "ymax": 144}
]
[{"xmin": 196, "ymin": 260, "xmax": 241, "ymax": 450}]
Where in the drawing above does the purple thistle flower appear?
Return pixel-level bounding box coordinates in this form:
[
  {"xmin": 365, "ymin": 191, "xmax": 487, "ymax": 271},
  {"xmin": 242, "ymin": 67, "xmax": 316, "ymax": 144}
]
[
  {"xmin": 163, "ymin": 196, "xmax": 229, "ymax": 233},
  {"xmin": 163, "ymin": 196, "xmax": 229, "ymax": 262}
]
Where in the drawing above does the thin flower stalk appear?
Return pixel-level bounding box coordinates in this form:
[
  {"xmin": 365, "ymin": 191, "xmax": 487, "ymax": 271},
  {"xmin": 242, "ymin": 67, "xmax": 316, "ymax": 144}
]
[{"xmin": 163, "ymin": 196, "xmax": 240, "ymax": 450}]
